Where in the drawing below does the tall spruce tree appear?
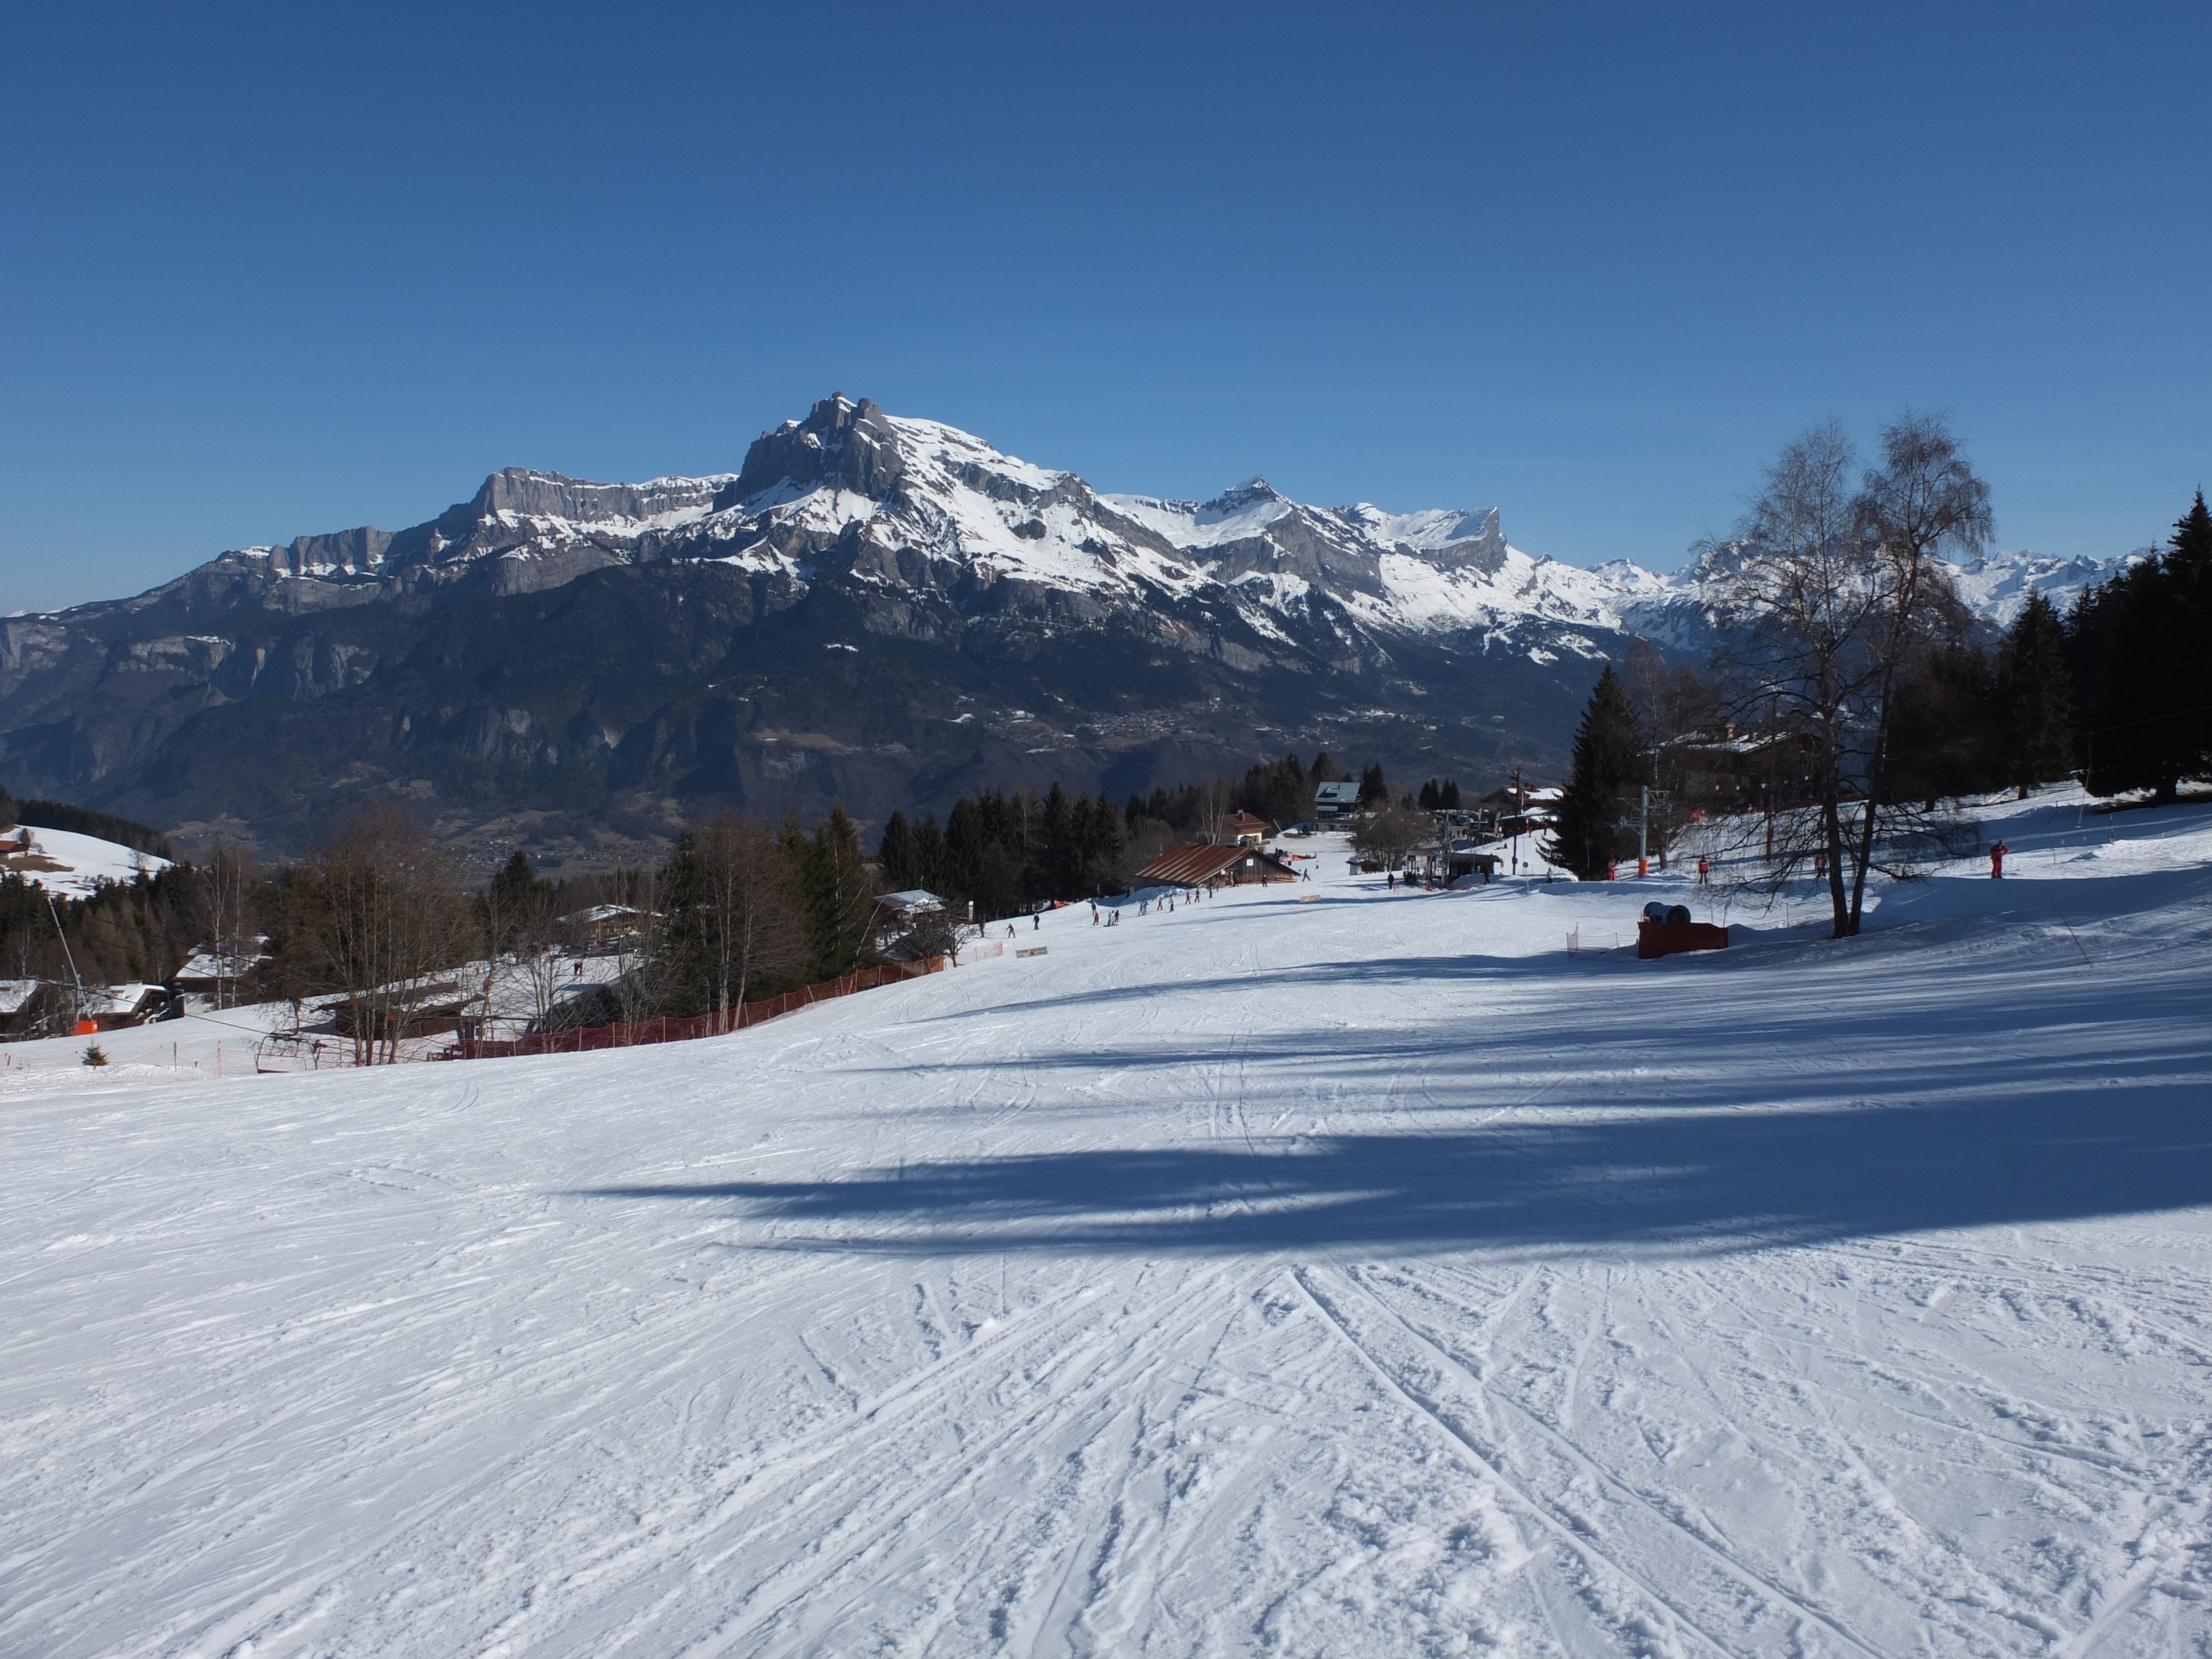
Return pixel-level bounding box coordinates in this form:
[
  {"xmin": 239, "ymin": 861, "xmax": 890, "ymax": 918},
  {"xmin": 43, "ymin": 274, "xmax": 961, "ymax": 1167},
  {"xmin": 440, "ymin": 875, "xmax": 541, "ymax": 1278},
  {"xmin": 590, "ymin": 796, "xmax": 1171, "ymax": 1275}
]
[
  {"xmin": 782, "ymin": 806, "xmax": 876, "ymax": 979},
  {"xmin": 909, "ymin": 813, "xmax": 948, "ymax": 897},
  {"xmin": 876, "ymin": 810, "xmax": 918, "ymax": 892},
  {"xmin": 2164, "ymin": 492, "xmax": 2212, "ymax": 785},
  {"xmin": 1547, "ymin": 665, "xmax": 1642, "ymax": 879},
  {"xmin": 2068, "ymin": 492, "xmax": 2212, "ymax": 801},
  {"xmin": 2001, "ymin": 589, "xmax": 2074, "ymax": 796}
]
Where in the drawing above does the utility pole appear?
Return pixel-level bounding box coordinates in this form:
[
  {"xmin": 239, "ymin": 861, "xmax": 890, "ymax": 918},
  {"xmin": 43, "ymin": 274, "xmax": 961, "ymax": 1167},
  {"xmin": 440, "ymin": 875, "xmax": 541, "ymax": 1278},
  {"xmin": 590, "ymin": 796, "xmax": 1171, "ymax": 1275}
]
[{"xmin": 1639, "ymin": 784, "xmax": 1650, "ymax": 878}]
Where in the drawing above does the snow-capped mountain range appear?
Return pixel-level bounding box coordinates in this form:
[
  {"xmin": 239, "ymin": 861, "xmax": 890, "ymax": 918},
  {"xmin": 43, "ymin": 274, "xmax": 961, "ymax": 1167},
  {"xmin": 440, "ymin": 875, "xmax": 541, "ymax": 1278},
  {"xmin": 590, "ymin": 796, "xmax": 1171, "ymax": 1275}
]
[
  {"xmin": 134, "ymin": 394, "xmax": 2113, "ymax": 651},
  {"xmin": 0, "ymin": 395, "xmax": 2132, "ymax": 863}
]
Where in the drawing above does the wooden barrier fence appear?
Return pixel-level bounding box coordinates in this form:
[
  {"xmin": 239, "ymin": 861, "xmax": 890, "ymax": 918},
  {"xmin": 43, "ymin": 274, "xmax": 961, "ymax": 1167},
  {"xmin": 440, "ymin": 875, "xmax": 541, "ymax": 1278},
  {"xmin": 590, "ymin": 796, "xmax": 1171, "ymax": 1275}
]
[{"xmin": 447, "ymin": 956, "xmax": 948, "ymax": 1061}]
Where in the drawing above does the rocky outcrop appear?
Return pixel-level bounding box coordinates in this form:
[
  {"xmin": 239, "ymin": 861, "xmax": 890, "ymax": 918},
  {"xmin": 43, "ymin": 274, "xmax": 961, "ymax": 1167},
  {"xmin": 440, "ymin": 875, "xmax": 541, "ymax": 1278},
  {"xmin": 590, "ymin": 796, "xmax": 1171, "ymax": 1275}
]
[{"xmin": 726, "ymin": 395, "xmax": 907, "ymax": 504}]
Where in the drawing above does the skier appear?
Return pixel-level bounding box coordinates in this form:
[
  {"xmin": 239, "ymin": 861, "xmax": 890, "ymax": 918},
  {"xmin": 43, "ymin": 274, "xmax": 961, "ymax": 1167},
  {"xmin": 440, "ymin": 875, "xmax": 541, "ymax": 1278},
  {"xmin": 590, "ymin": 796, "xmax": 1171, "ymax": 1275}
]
[
  {"xmin": 1697, "ymin": 857, "xmax": 1710, "ymax": 885},
  {"xmin": 1989, "ymin": 840, "xmax": 2008, "ymax": 879}
]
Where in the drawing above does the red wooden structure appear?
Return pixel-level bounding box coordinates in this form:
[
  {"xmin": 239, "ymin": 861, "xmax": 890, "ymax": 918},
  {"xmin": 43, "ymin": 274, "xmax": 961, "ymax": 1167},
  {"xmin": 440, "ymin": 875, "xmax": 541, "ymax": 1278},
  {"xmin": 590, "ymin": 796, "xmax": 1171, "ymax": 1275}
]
[{"xmin": 1636, "ymin": 921, "xmax": 1730, "ymax": 960}]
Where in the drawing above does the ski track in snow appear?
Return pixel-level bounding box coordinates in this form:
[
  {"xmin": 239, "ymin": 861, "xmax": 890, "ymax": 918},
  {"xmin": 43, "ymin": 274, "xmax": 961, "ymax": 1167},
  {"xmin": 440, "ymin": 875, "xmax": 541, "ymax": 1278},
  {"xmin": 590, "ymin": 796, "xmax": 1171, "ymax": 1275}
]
[{"xmin": 4, "ymin": 788, "xmax": 2211, "ymax": 1657}]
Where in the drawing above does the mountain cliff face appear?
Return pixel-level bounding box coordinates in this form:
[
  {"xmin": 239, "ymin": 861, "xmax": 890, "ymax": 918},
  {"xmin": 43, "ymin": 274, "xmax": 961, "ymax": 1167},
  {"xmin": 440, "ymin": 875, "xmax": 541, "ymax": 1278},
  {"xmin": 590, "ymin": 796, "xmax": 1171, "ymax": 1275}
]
[{"xmin": 0, "ymin": 396, "xmax": 2126, "ymax": 870}]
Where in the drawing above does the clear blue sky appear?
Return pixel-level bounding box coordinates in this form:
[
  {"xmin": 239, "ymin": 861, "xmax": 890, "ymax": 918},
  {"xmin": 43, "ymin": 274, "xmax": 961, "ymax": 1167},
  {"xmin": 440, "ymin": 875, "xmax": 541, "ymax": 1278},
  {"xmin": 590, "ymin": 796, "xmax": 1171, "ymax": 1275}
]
[{"xmin": 4, "ymin": 2, "xmax": 2206, "ymax": 613}]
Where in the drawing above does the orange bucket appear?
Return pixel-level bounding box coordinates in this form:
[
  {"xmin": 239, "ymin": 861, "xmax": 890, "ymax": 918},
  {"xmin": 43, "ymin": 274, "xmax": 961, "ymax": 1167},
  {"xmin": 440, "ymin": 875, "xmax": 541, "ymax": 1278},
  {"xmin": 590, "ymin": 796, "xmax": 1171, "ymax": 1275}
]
[{"xmin": 73, "ymin": 1019, "xmax": 98, "ymax": 1036}]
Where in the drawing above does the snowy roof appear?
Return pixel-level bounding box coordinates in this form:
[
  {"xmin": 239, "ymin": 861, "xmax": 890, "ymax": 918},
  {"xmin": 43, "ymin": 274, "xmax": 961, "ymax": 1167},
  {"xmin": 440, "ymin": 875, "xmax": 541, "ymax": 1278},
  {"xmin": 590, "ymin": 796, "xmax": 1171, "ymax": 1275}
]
[
  {"xmin": 1314, "ymin": 781, "xmax": 1361, "ymax": 805},
  {"xmin": 177, "ymin": 941, "xmax": 270, "ymax": 980},
  {"xmin": 879, "ymin": 890, "xmax": 946, "ymax": 910},
  {"xmin": 85, "ymin": 983, "xmax": 167, "ymax": 1014},
  {"xmin": 0, "ymin": 978, "xmax": 42, "ymax": 1014},
  {"xmin": 560, "ymin": 905, "xmax": 641, "ymax": 925}
]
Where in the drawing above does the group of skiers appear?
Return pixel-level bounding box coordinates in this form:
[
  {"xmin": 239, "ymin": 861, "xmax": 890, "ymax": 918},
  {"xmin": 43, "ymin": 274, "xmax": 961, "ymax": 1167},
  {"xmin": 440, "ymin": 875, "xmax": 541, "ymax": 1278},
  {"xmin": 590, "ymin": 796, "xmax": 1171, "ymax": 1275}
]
[{"xmin": 1062, "ymin": 882, "xmax": 1223, "ymax": 928}]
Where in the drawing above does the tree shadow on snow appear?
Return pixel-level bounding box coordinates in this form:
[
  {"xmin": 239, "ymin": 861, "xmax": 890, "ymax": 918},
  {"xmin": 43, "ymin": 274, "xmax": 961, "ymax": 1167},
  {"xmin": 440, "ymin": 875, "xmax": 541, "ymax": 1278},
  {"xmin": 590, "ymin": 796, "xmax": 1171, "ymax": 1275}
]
[
  {"xmin": 575, "ymin": 1079, "xmax": 2212, "ymax": 1260},
  {"xmin": 572, "ymin": 865, "xmax": 2210, "ymax": 1259}
]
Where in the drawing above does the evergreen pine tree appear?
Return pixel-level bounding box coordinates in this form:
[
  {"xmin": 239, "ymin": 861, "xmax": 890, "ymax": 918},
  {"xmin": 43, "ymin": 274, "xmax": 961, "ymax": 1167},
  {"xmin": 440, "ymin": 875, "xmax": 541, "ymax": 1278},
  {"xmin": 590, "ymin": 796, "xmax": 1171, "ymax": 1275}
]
[
  {"xmin": 2001, "ymin": 590, "xmax": 2074, "ymax": 796},
  {"xmin": 1357, "ymin": 763, "xmax": 1388, "ymax": 806},
  {"xmin": 876, "ymin": 810, "xmax": 917, "ymax": 891},
  {"xmin": 2171, "ymin": 489, "xmax": 2212, "ymax": 579},
  {"xmin": 1546, "ymin": 666, "xmax": 1642, "ymax": 879},
  {"xmin": 910, "ymin": 813, "xmax": 948, "ymax": 896},
  {"xmin": 1040, "ymin": 782, "xmax": 1074, "ymax": 900},
  {"xmin": 798, "ymin": 806, "xmax": 875, "ymax": 979},
  {"xmin": 2164, "ymin": 492, "xmax": 2212, "ymax": 786},
  {"xmin": 2068, "ymin": 495, "xmax": 2211, "ymax": 801},
  {"xmin": 1090, "ymin": 792, "xmax": 1124, "ymax": 884},
  {"xmin": 654, "ymin": 833, "xmax": 712, "ymax": 1015},
  {"xmin": 1417, "ymin": 779, "xmax": 1439, "ymax": 811},
  {"xmin": 943, "ymin": 797, "xmax": 988, "ymax": 914}
]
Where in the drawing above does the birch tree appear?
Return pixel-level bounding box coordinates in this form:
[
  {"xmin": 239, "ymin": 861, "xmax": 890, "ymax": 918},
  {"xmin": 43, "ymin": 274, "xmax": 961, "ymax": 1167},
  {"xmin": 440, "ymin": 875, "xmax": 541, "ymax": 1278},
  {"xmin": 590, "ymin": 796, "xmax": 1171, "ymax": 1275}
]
[{"xmin": 1711, "ymin": 415, "xmax": 1989, "ymax": 936}]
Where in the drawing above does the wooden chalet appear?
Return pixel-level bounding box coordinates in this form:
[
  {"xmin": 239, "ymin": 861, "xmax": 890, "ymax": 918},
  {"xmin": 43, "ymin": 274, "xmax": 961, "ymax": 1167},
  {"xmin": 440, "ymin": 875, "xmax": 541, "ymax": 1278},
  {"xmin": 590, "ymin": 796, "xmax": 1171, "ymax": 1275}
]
[
  {"xmin": 558, "ymin": 904, "xmax": 646, "ymax": 950},
  {"xmin": 85, "ymin": 983, "xmax": 171, "ymax": 1031},
  {"xmin": 1218, "ymin": 811, "xmax": 1272, "ymax": 847},
  {"xmin": 1133, "ymin": 842, "xmax": 1300, "ymax": 889},
  {"xmin": 172, "ymin": 939, "xmax": 270, "ymax": 998},
  {"xmin": 0, "ymin": 979, "xmax": 72, "ymax": 1039},
  {"xmin": 0, "ymin": 979, "xmax": 170, "ymax": 1039}
]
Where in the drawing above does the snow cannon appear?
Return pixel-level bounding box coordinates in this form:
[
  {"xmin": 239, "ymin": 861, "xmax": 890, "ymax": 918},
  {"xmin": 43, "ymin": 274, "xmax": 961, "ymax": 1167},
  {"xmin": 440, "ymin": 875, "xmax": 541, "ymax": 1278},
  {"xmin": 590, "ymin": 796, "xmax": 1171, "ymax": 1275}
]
[{"xmin": 1637, "ymin": 904, "xmax": 1728, "ymax": 960}]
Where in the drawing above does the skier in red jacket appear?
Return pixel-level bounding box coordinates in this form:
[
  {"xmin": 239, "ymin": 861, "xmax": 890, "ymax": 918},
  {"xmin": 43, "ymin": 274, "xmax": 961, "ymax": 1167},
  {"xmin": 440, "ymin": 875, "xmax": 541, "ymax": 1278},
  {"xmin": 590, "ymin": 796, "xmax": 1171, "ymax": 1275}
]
[{"xmin": 1990, "ymin": 840, "xmax": 2008, "ymax": 879}]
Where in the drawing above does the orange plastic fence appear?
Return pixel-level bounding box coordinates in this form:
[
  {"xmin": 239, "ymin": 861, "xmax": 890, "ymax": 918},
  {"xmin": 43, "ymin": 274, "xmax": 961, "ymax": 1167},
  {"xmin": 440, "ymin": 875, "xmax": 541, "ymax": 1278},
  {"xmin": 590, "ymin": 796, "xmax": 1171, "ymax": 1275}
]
[{"xmin": 449, "ymin": 956, "xmax": 947, "ymax": 1061}]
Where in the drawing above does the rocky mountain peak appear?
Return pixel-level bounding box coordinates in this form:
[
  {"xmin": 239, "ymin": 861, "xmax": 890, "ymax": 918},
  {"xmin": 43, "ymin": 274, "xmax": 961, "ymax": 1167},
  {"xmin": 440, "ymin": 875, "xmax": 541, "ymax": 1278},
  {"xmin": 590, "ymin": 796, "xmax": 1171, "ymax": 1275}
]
[
  {"xmin": 729, "ymin": 393, "xmax": 907, "ymax": 505},
  {"xmin": 1206, "ymin": 477, "xmax": 1288, "ymax": 514}
]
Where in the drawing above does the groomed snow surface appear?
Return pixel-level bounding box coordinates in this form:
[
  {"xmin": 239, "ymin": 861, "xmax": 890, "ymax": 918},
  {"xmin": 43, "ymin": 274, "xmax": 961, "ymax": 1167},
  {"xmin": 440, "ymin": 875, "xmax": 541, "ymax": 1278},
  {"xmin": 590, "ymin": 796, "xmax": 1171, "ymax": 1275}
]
[
  {"xmin": 6, "ymin": 789, "xmax": 2211, "ymax": 1657},
  {"xmin": 2, "ymin": 825, "xmax": 170, "ymax": 898}
]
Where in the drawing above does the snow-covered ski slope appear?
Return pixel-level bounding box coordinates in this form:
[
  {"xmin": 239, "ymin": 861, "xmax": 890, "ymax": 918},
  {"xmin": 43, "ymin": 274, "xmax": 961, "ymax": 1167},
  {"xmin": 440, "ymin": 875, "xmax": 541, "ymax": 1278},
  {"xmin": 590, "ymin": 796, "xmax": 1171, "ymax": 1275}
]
[
  {"xmin": 1, "ymin": 824, "xmax": 170, "ymax": 897},
  {"xmin": 6, "ymin": 790, "xmax": 2211, "ymax": 1658}
]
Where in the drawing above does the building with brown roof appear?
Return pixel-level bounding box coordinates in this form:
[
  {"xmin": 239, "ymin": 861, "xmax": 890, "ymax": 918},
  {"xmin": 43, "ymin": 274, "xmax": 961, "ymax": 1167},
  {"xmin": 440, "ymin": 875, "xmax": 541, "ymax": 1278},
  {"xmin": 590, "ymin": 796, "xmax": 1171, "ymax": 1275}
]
[
  {"xmin": 1132, "ymin": 842, "xmax": 1300, "ymax": 889},
  {"xmin": 1217, "ymin": 811, "xmax": 1272, "ymax": 846}
]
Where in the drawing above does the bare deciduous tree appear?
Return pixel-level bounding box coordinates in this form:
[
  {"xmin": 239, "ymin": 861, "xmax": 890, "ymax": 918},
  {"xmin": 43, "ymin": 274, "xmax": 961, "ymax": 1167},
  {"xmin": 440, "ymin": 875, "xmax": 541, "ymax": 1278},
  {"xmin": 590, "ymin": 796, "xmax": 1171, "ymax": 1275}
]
[
  {"xmin": 196, "ymin": 842, "xmax": 260, "ymax": 1009},
  {"xmin": 297, "ymin": 808, "xmax": 470, "ymax": 1063},
  {"xmin": 1621, "ymin": 639, "xmax": 1719, "ymax": 862},
  {"xmin": 1709, "ymin": 415, "xmax": 1991, "ymax": 936},
  {"xmin": 692, "ymin": 816, "xmax": 808, "ymax": 1016},
  {"xmin": 1350, "ymin": 801, "xmax": 1432, "ymax": 872}
]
